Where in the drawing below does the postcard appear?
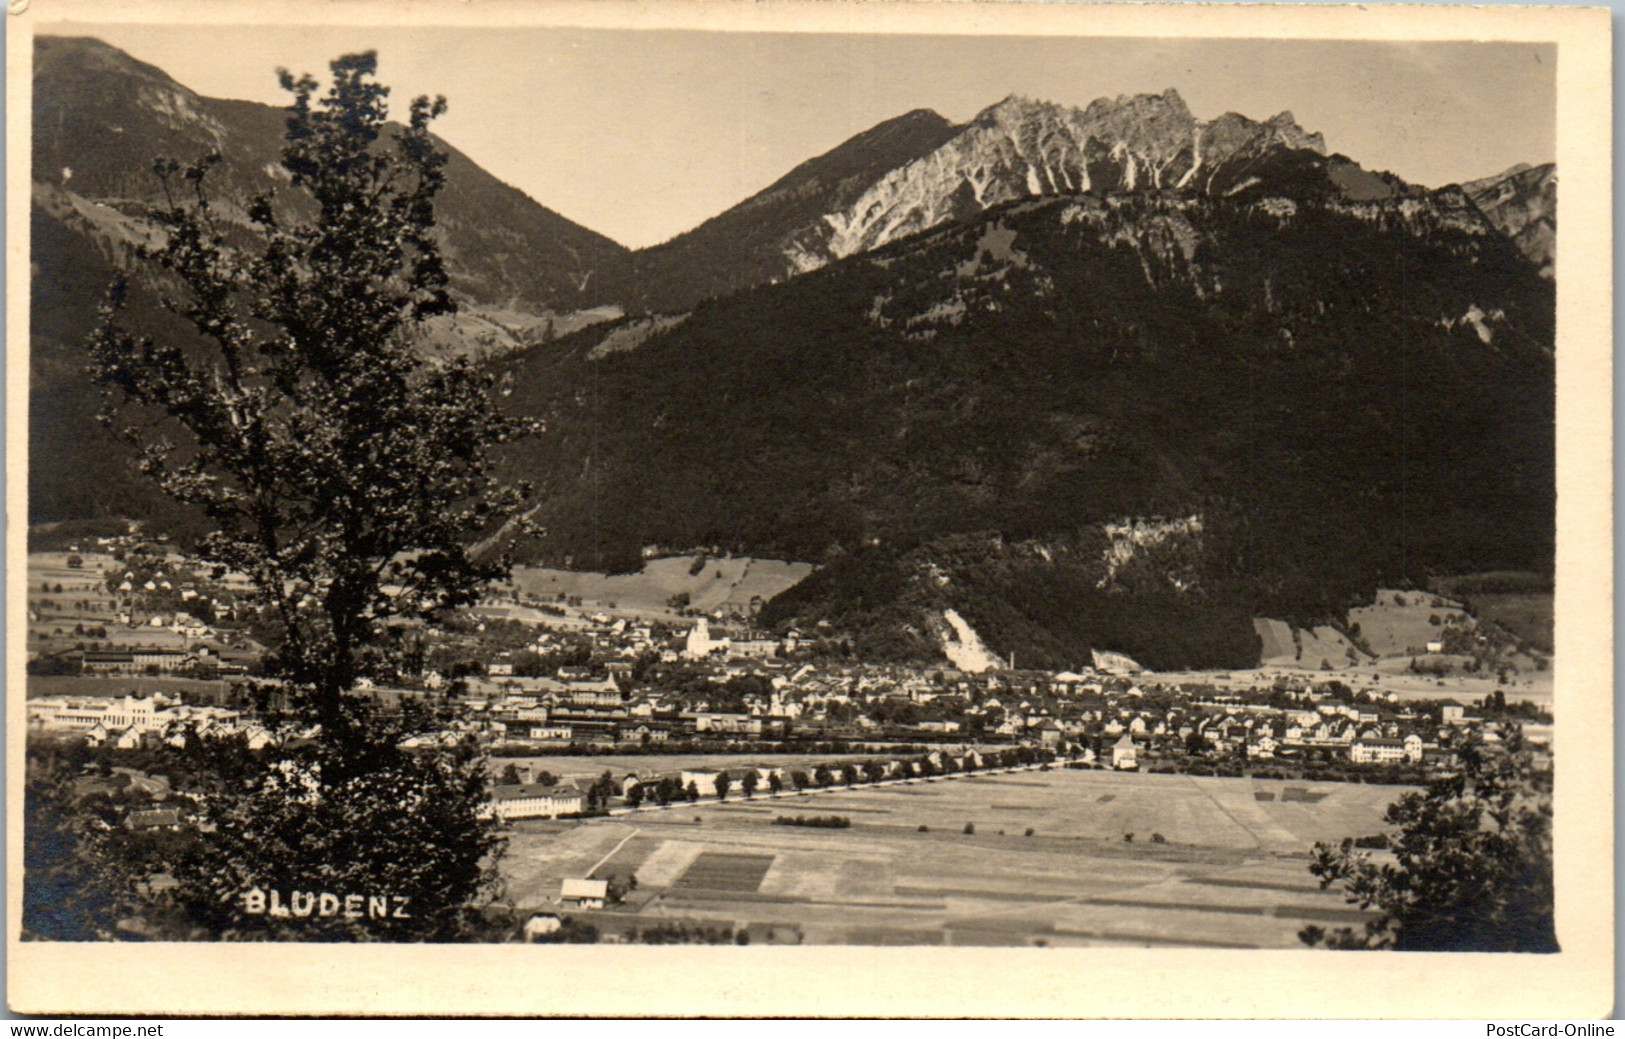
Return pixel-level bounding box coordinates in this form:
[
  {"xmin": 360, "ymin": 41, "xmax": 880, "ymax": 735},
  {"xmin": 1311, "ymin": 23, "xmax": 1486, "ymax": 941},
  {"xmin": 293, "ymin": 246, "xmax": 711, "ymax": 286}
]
[{"xmin": 7, "ymin": 0, "xmax": 1612, "ymax": 1018}]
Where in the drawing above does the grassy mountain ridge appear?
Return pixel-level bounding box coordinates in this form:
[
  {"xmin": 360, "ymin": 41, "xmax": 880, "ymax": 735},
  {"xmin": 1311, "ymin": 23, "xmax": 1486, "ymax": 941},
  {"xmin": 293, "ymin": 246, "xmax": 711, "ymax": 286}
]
[
  {"xmin": 33, "ymin": 36, "xmax": 629, "ymax": 308},
  {"xmin": 28, "ymin": 36, "xmax": 629, "ymax": 529},
  {"xmin": 585, "ymin": 109, "xmax": 963, "ymax": 313}
]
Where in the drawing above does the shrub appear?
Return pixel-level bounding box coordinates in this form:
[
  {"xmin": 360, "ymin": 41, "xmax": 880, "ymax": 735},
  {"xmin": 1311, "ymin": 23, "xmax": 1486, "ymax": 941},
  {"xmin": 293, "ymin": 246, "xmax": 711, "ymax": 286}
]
[
  {"xmin": 528, "ymin": 918, "xmax": 600, "ymax": 944},
  {"xmin": 1024, "ymin": 827, "xmax": 1035, "ymax": 837},
  {"xmin": 963, "ymin": 822, "xmax": 975, "ymax": 835},
  {"xmin": 634, "ymin": 922, "xmax": 735, "ymax": 945},
  {"xmin": 772, "ymin": 814, "xmax": 851, "ymax": 829},
  {"xmin": 917, "ymin": 824, "xmax": 929, "ymax": 832}
]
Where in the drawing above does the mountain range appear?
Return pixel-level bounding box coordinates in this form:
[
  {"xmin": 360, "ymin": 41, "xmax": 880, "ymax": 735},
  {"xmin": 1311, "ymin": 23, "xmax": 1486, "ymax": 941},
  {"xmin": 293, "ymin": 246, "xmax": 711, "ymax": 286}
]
[
  {"xmin": 30, "ymin": 37, "xmax": 1558, "ymax": 669},
  {"xmin": 591, "ymin": 87, "xmax": 1465, "ymax": 314}
]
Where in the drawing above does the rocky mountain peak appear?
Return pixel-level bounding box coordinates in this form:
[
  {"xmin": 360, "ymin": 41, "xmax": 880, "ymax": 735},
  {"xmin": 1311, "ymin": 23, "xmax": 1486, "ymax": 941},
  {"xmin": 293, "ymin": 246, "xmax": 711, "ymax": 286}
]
[
  {"xmin": 1264, "ymin": 110, "xmax": 1326, "ymax": 153},
  {"xmin": 1083, "ymin": 86, "xmax": 1193, "ymax": 125},
  {"xmin": 814, "ymin": 87, "xmax": 1342, "ymax": 264},
  {"xmin": 978, "ymin": 93, "xmax": 1037, "ymax": 120},
  {"xmin": 1463, "ymin": 161, "xmax": 1556, "ymax": 276}
]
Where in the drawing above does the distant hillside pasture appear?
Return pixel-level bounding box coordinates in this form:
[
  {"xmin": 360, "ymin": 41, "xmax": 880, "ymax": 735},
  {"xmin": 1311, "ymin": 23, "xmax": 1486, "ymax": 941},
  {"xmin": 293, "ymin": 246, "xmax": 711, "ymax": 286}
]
[
  {"xmin": 510, "ymin": 556, "xmax": 814, "ymax": 616},
  {"xmin": 1347, "ymin": 588, "xmax": 1471, "ymax": 658},
  {"xmin": 1254, "ymin": 619, "xmax": 1369, "ymax": 670},
  {"xmin": 1253, "ymin": 619, "xmax": 1297, "ymax": 666},
  {"xmin": 1296, "ymin": 626, "xmax": 1371, "ymax": 670}
]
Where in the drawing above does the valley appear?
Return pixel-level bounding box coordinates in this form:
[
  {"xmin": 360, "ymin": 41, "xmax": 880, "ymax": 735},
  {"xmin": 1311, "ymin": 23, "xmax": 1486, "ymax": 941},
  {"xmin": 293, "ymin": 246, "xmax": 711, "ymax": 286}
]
[{"xmin": 22, "ymin": 31, "xmax": 1561, "ymax": 957}]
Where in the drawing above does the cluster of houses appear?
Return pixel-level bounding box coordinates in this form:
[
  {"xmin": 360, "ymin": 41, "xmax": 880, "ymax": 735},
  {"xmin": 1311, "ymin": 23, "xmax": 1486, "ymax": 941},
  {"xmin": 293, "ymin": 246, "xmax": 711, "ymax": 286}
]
[
  {"xmin": 103, "ymin": 558, "xmax": 244, "ymax": 633},
  {"xmin": 453, "ymin": 617, "xmax": 1497, "ymax": 772},
  {"xmin": 27, "ymin": 612, "xmax": 1510, "ymax": 779},
  {"xmin": 26, "ymin": 692, "xmax": 288, "ymax": 750},
  {"xmin": 449, "ymin": 678, "xmax": 795, "ymax": 746},
  {"xmin": 28, "ymin": 560, "xmax": 1525, "ymax": 781},
  {"xmin": 28, "ymin": 545, "xmax": 262, "ymax": 678}
]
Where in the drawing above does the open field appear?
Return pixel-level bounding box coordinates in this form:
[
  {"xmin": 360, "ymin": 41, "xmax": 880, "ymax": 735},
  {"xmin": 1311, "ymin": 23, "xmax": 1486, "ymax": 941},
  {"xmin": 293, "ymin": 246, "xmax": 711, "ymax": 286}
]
[
  {"xmin": 1347, "ymin": 588, "xmax": 1468, "ymax": 657},
  {"xmin": 1253, "ymin": 619, "xmax": 1370, "ymax": 670},
  {"xmin": 27, "ymin": 552, "xmax": 132, "ymax": 658},
  {"xmin": 26, "ymin": 674, "xmax": 240, "ymax": 702},
  {"xmin": 499, "ymin": 767, "xmax": 1402, "ymax": 948}
]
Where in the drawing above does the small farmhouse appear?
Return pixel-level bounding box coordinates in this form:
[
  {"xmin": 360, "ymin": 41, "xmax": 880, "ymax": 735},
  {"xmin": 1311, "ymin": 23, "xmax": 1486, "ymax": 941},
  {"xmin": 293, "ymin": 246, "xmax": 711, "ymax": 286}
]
[{"xmin": 560, "ymin": 878, "xmax": 609, "ymax": 910}]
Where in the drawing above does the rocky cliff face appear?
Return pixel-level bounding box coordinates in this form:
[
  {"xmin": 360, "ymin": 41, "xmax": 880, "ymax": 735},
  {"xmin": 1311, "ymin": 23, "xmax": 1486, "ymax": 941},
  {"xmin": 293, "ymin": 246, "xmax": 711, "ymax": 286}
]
[
  {"xmin": 809, "ymin": 90, "xmax": 1354, "ymax": 267},
  {"xmin": 1464, "ymin": 162, "xmax": 1557, "ymax": 276}
]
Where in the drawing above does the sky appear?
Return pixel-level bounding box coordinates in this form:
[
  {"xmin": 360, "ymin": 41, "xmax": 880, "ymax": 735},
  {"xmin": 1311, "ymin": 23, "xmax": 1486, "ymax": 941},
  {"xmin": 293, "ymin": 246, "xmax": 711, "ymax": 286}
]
[{"xmin": 39, "ymin": 23, "xmax": 1556, "ymax": 249}]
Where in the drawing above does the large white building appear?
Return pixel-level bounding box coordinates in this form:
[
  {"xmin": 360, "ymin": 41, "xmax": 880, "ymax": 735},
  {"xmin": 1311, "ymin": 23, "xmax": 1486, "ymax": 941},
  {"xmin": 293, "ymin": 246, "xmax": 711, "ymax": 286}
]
[
  {"xmin": 27, "ymin": 693, "xmax": 175, "ymax": 733},
  {"xmin": 1349, "ymin": 737, "xmax": 1408, "ymax": 764},
  {"xmin": 684, "ymin": 618, "xmax": 730, "ymax": 660},
  {"xmin": 485, "ymin": 783, "xmax": 586, "ymax": 821}
]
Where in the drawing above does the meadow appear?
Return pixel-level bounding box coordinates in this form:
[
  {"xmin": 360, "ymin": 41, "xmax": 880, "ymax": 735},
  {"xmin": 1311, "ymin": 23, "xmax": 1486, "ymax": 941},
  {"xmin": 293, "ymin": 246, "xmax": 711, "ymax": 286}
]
[{"xmin": 498, "ymin": 767, "xmax": 1401, "ymax": 948}]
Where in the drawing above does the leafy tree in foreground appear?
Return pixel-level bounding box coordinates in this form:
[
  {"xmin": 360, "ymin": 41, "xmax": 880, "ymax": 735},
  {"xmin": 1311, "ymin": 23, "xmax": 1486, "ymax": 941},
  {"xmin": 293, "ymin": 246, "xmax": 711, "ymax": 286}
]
[
  {"xmin": 1300, "ymin": 726, "xmax": 1556, "ymax": 952},
  {"xmin": 22, "ymin": 752, "xmax": 126, "ymax": 940},
  {"xmin": 78, "ymin": 52, "xmax": 537, "ymax": 940}
]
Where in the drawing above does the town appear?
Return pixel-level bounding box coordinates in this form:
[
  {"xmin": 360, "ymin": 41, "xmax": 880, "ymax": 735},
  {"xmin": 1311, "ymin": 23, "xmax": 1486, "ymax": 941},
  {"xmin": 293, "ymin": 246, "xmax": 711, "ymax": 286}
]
[{"xmin": 27, "ymin": 530, "xmax": 1552, "ymax": 825}]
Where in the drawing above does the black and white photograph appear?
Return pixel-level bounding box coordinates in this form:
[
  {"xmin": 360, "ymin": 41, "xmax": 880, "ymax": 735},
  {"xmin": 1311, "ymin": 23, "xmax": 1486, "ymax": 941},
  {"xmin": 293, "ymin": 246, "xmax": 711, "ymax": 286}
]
[{"xmin": 7, "ymin": 0, "xmax": 1612, "ymax": 1019}]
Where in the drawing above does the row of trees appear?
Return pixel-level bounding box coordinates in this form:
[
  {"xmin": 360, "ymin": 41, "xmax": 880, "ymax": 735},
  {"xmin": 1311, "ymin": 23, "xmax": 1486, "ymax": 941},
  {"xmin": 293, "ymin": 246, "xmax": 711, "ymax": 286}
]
[{"xmin": 623, "ymin": 746, "xmax": 1055, "ymax": 808}]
